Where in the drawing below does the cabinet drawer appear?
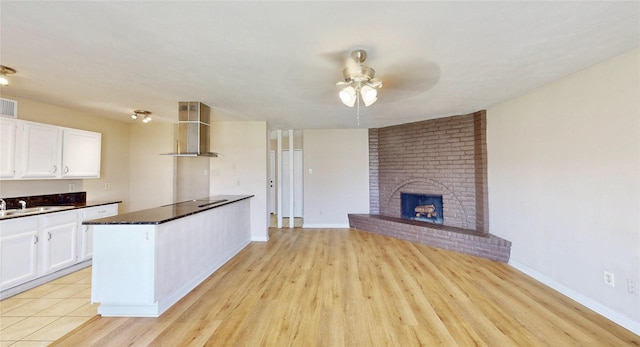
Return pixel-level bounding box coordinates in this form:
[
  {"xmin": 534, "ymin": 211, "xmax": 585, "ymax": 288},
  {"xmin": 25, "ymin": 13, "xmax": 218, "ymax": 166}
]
[
  {"xmin": 41, "ymin": 210, "xmax": 79, "ymax": 226},
  {"xmin": 83, "ymin": 204, "xmax": 118, "ymax": 221},
  {"xmin": 0, "ymin": 216, "xmax": 39, "ymax": 236}
]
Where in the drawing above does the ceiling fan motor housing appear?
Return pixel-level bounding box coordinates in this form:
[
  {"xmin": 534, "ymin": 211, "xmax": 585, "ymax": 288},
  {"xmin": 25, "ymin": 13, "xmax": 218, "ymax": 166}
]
[{"xmin": 343, "ymin": 65, "xmax": 375, "ymax": 83}]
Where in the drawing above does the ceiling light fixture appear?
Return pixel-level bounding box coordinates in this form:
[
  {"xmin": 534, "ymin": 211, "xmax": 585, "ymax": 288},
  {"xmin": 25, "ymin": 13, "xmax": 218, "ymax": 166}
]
[
  {"xmin": 0, "ymin": 65, "xmax": 17, "ymax": 86},
  {"xmin": 132, "ymin": 110, "xmax": 152, "ymax": 123},
  {"xmin": 336, "ymin": 50, "xmax": 383, "ymax": 125}
]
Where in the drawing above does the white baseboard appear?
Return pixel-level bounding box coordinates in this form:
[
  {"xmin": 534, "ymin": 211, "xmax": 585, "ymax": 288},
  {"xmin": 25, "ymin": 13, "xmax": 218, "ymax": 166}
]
[
  {"xmin": 252, "ymin": 236, "xmax": 269, "ymax": 242},
  {"xmin": 302, "ymin": 223, "xmax": 350, "ymax": 229},
  {"xmin": 509, "ymin": 260, "xmax": 640, "ymax": 336}
]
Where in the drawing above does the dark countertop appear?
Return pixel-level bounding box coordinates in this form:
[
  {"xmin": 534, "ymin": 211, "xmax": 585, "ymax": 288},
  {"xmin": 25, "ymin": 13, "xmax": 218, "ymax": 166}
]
[
  {"xmin": 82, "ymin": 195, "xmax": 253, "ymax": 225},
  {"xmin": 0, "ymin": 201, "xmax": 122, "ymax": 221}
]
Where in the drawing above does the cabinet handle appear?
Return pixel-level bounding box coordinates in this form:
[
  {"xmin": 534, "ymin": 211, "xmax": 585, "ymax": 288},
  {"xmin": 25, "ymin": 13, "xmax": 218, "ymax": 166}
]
[
  {"xmin": 64, "ymin": 166, "xmax": 69, "ymax": 174},
  {"xmin": 34, "ymin": 235, "xmax": 38, "ymax": 244},
  {"xmin": 52, "ymin": 165, "xmax": 57, "ymax": 173},
  {"xmin": 47, "ymin": 232, "xmax": 51, "ymax": 241}
]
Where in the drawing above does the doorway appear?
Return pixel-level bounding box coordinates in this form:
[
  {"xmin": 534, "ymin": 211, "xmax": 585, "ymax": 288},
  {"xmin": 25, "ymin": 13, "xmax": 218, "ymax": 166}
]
[{"xmin": 268, "ymin": 130, "xmax": 303, "ymax": 228}]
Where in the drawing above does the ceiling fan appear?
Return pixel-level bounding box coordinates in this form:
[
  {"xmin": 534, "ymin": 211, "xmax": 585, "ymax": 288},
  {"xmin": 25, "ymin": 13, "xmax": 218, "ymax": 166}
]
[
  {"xmin": 336, "ymin": 49, "xmax": 383, "ymax": 107},
  {"xmin": 334, "ymin": 49, "xmax": 441, "ymax": 110}
]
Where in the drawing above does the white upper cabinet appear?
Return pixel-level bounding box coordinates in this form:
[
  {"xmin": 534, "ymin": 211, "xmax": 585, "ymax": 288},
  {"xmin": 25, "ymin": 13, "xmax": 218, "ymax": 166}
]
[
  {"xmin": 17, "ymin": 121, "xmax": 61, "ymax": 178},
  {"xmin": 62, "ymin": 128, "xmax": 101, "ymax": 178},
  {"xmin": 0, "ymin": 119, "xmax": 17, "ymax": 178},
  {"xmin": 1, "ymin": 119, "xmax": 102, "ymax": 180}
]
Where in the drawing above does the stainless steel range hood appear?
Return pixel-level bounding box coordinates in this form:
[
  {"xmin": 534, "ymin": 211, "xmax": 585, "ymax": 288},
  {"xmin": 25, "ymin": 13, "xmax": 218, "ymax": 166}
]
[{"xmin": 162, "ymin": 101, "xmax": 221, "ymax": 157}]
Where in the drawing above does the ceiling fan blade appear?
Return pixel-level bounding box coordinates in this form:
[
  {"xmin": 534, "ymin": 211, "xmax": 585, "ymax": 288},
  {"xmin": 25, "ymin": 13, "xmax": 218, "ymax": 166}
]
[
  {"xmin": 320, "ymin": 50, "xmax": 348, "ymax": 65},
  {"xmin": 378, "ymin": 59, "xmax": 441, "ymax": 102},
  {"xmin": 283, "ymin": 50, "xmax": 347, "ymax": 104}
]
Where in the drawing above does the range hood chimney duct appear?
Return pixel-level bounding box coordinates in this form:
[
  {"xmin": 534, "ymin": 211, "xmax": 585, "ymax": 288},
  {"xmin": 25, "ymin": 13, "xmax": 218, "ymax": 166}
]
[{"xmin": 162, "ymin": 101, "xmax": 220, "ymax": 157}]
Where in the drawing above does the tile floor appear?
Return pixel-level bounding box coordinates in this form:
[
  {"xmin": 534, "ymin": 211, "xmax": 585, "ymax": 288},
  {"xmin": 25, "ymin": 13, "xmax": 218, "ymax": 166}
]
[{"xmin": 0, "ymin": 267, "xmax": 97, "ymax": 346}]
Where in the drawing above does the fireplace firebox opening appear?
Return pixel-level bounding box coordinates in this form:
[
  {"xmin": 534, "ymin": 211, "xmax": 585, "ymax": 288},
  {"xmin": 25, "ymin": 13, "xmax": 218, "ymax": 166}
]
[{"xmin": 401, "ymin": 192, "xmax": 444, "ymax": 224}]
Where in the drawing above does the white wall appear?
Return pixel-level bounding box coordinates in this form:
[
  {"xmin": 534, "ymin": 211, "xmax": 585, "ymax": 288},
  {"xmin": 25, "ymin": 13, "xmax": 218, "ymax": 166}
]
[
  {"xmin": 209, "ymin": 121, "xmax": 269, "ymax": 241},
  {"xmin": 128, "ymin": 122, "xmax": 175, "ymax": 212},
  {"xmin": 487, "ymin": 48, "xmax": 639, "ymax": 333},
  {"xmin": 176, "ymin": 156, "xmax": 210, "ymax": 202},
  {"xmin": 303, "ymin": 129, "xmax": 369, "ymax": 227}
]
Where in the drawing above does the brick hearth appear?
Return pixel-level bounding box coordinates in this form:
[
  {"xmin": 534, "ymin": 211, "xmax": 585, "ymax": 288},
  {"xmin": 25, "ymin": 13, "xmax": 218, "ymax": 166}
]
[
  {"xmin": 357, "ymin": 110, "xmax": 511, "ymax": 262},
  {"xmin": 348, "ymin": 214, "xmax": 511, "ymax": 262}
]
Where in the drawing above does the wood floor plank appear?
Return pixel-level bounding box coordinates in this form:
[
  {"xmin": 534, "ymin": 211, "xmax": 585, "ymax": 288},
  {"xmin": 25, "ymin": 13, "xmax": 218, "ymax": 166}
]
[{"xmin": 52, "ymin": 228, "xmax": 640, "ymax": 346}]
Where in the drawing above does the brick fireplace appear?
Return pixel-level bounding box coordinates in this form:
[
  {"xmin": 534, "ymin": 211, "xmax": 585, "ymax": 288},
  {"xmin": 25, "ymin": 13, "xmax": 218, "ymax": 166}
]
[
  {"xmin": 401, "ymin": 192, "xmax": 443, "ymax": 224},
  {"xmin": 348, "ymin": 110, "xmax": 511, "ymax": 262}
]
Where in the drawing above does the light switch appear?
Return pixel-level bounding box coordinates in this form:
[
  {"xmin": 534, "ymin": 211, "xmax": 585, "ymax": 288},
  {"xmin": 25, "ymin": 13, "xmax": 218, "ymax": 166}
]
[{"xmin": 308, "ymin": 168, "xmax": 313, "ymax": 174}]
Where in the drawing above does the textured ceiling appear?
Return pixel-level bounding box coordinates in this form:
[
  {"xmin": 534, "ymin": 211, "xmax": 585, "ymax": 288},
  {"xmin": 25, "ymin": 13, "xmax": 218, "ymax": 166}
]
[{"xmin": 1, "ymin": 1, "xmax": 638, "ymax": 129}]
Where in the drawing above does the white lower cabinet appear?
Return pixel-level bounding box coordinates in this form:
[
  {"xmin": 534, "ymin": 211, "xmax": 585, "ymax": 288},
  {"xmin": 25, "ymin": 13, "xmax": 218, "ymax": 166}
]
[
  {"xmin": 41, "ymin": 211, "xmax": 79, "ymax": 274},
  {"xmin": 0, "ymin": 203, "xmax": 118, "ymax": 293},
  {"xmin": 0, "ymin": 216, "xmax": 39, "ymax": 290},
  {"xmin": 80, "ymin": 204, "xmax": 118, "ymax": 261}
]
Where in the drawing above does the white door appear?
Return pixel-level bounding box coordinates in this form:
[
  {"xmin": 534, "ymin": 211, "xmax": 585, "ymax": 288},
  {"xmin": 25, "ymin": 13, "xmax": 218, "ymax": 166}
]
[
  {"xmin": 269, "ymin": 151, "xmax": 276, "ymax": 214},
  {"xmin": 282, "ymin": 149, "xmax": 303, "ymax": 218}
]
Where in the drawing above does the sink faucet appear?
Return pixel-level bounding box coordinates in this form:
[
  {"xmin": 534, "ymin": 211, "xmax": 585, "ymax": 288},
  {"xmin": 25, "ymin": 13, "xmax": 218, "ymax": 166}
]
[
  {"xmin": 18, "ymin": 200, "xmax": 26, "ymax": 210},
  {"xmin": 0, "ymin": 199, "xmax": 5, "ymax": 211}
]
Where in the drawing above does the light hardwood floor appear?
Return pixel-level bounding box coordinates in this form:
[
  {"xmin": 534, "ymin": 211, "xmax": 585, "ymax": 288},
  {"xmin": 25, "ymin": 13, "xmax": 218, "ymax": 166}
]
[
  {"xmin": 269, "ymin": 214, "xmax": 303, "ymax": 228},
  {"xmin": 49, "ymin": 228, "xmax": 639, "ymax": 346}
]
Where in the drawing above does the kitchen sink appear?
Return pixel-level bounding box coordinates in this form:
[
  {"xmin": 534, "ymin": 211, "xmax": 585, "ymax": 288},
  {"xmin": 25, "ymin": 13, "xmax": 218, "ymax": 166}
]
[{"xmin": 0, "ymin": 206, "xmax": 75, "ymax": 218}]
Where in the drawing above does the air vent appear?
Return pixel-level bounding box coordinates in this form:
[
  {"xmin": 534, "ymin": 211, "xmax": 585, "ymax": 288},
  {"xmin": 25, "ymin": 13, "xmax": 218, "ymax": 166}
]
[{"xmin": 0, "ymin": 98, "xmax": 17, "ymax": 118}]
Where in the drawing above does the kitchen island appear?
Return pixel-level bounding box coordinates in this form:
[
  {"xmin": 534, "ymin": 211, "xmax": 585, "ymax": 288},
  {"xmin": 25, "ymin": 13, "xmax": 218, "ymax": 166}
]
[{"xmin": 83, "ymin": 195, "xmax": 253, "ymax": 317}]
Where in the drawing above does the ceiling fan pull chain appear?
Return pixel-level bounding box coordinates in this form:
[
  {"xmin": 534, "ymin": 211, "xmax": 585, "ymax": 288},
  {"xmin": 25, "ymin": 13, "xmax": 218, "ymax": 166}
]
[{"xmin": 356, "ymin": 91, "xmax": 361, "ymax": 126}]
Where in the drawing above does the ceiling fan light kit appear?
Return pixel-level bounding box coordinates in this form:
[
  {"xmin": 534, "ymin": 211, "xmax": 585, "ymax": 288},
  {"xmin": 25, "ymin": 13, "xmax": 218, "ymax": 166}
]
[
  {"xmin": 0, "ymin": 65, "xmax": 17, "ymax": 86},
  {"xmin": 339, "ymin": 86, "xmax": 357, "ymax": 107},
  {"xmin": 360, "ymin": 85, "xmax": 378, "ymax": 106},
  {"xmin": 336, "ymin": 49, "xmax": 383, "ymax": 109}
]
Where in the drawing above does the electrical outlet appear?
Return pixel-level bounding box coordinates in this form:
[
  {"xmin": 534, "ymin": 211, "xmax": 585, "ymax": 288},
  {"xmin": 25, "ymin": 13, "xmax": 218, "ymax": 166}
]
[
  {"xmin": 627, "ymin": 278, "xmax": 638, "ymax": 295},
  {"xmin": 604, "ymin": 271, "xmax": 615, "ymax": 287},
  {"xmin": 68, "ymin": 183, "xmax": 76, "ymax": 192},
  {"xmin": 104, "ymin": 183, "xmax": 110, "ymax": 190}
]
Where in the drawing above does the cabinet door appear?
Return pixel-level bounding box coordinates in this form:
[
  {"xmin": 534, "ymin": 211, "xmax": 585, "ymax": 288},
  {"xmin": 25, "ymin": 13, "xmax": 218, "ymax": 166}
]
[
  {"xmin": 62, "ymin": 129, "xmax": 101, "ymax": 178},
  {"xmin": 0, "ymin": 119, "xmax": 17, "ymax": 178},
  {"xmin": 41, "ymin": 211, "xmax": 78, "ymax": 274},
  {"xmin": 18, "ymin": 122, "xmax": 61, "ymax": 178},
  {"xmin": 0, "ymin": 217, "xmax": 39, "ymax": 290},
  {"xmin": 79, "ymin": 204, "xmax": 118, "ymax": 261}
]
